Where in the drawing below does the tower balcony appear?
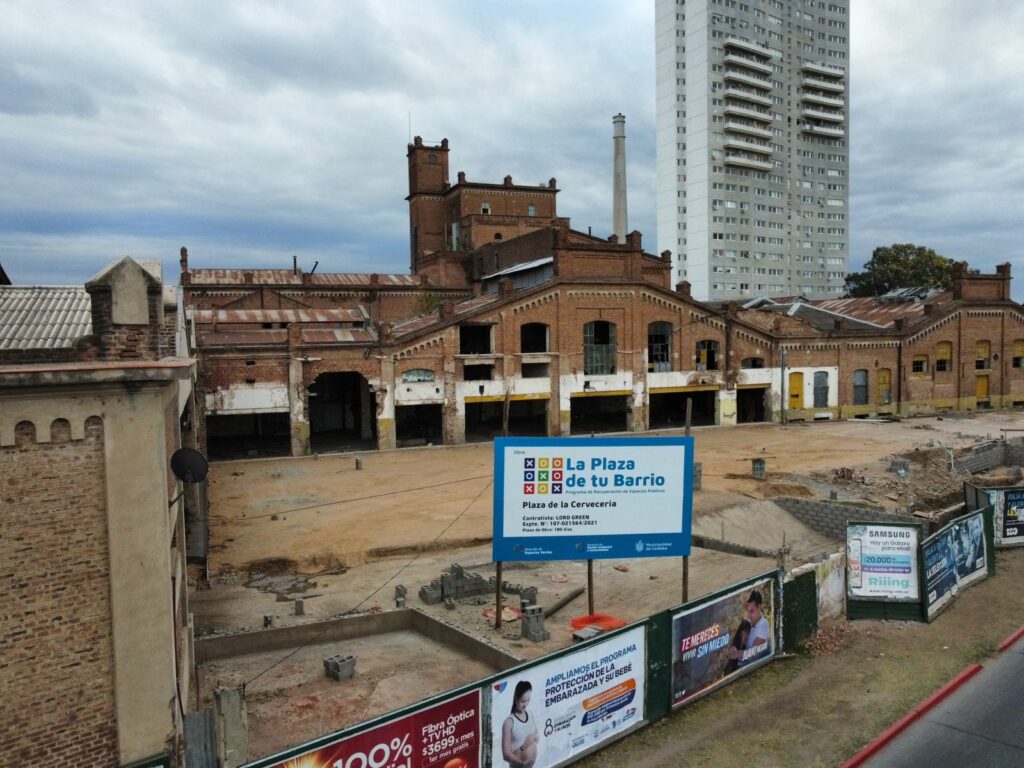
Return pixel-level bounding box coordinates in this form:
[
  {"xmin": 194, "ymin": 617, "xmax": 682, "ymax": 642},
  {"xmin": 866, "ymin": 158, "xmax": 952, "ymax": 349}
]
[
  {"xmin": 801, "ymin": 60, "xmax": 846, "ymax": 78},
  {"xmin": 723, "ymin": 136, "xmax": 772, "ymax": 155},
  {"xmin": 724, "ymin": 36, "xmax": 776, "ymax": 59},
  {"xmin": 802, "ymin": 90, "xmax": 845, "ymax": 108},
  {"xmin": 724, "ymin": 119, "xmax": 773, "ymax": 139},
  {"xmin": 723, "ymin": 102, "xmax": 775, "ymax": 123},
  {"xmin": 724, "ymin": 86, "xmax": 773, "ymax": 108},
  {"xmin": 724, "ymin": 152, "xmax": 774, "ymax": 171},
  {"xmin": 723, "ymin": 52, "xmax": 774, "ymax": 75},
  {"xmin": 724, "ymin": 68, "xmax": 772, "ymax": 90},
  {"xmin": 802, "ymin": 75, "xmax": 845, "ymax": 93},
  {"xmin": 801, "ymin": 122, "xmax": 846, "ymax": 138},
  {"xmin": 801, "ymin": 107, "xmax": 844, "ymax": 123}
]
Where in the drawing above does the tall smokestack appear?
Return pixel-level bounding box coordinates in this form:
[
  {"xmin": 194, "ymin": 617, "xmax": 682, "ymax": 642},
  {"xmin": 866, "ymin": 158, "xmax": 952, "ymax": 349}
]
[{"xmin": 612, "ymin": 113, "xmax": 628, "ymax": 242}]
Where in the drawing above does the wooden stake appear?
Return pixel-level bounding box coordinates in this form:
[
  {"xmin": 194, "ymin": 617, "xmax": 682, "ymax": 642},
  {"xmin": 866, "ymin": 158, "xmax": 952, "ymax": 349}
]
[
  {"xmin": 495, "ymin": 561, "xmax": 503, "ymax": 631},
  {"xmin": 587, "ymin": 559, "xmax": 595, "ymax": 615}
]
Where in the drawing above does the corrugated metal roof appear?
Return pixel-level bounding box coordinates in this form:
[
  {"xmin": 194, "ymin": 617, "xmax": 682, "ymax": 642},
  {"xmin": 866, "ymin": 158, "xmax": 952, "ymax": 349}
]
[
  {"xmin": 481, "ymin": 257, "xmax": 553, "ymax": 281},
  {"xmin": 392, "ymin": 313, "xmax": 440, "ymax": 336},
  {"xmin": 455, "ymin": 293, "xmax": 502, "ymax": 315},
  {"xmin": 187, "ymin": 269, "xmax": 420, "ymax": 287},
  {"xmin": 813, "ymin": 292, "xmax": 950, "ymax": 327},
  {"xmin": 0, "ymin": 287, "xmax": 92, "ymax": 350},
  {"xmin": 194, "ymin": 308, "xmax": 368, "ymax": 324},
  {"xmin": 198, "ymin": 330, "xmax": 289, "ymax": 346},
  {"xmin": 300, "ymin": 328, "xmax": 377, "ymax": 344}
]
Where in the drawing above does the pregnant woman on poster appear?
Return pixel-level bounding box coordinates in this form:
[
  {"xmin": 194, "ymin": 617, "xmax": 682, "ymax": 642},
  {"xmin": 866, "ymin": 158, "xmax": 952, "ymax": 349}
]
[{"xmin": 502, "ymin": 681, "xmax": 539, "ymax": 768}]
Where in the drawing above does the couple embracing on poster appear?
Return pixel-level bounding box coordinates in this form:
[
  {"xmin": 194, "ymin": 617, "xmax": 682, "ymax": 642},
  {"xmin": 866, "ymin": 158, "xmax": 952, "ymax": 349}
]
[{"xmin": 723, "ymin": 589, "xmax": 770, "ymax": 674}]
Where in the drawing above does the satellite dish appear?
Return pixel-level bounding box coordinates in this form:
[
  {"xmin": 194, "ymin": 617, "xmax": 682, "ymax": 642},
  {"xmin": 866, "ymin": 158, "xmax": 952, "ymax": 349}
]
[{"xmin": 170, "ymin": 447, "xmax": 209, "ymax": 485}]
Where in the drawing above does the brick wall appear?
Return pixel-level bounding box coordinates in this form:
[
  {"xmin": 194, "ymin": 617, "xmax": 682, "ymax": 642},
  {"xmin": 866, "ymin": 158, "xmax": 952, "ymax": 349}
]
[
  {"xmin": 0, "ymin": 417, "xmax": 119, "ymax": 767},
  {"xmin": 774, "ymin": 496, "xmax": 930, "ymax": 541}
]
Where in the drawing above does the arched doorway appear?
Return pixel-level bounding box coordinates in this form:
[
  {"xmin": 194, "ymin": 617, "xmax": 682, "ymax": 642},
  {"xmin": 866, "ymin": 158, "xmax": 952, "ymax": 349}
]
[{"xmin": 308, "ymin": 372, "xmax": 377, "ymax": 452}]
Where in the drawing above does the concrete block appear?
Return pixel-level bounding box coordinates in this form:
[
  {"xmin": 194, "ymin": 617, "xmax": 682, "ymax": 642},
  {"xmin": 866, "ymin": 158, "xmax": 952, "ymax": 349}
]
[
  {"xmin": 294, "ymin": 599, "xmax": 304, "ymax": 616},
  {"xmin": 444, "ymin": 597, "xmax": 456, "ymax": 610},
  {"xmin": 263, "ymin": 614, "xmax": 274, "ymax": 628},
  {"xmin": 323, "ymin": 654, "xmax": 356, "ymax": 681},
  {"xmin": 394, "ymin": 584, "xmax": 408, "ymax": 599},
  {"xmin": 572, "ymin": 625, "xmax": 604, "ymax": 643}
]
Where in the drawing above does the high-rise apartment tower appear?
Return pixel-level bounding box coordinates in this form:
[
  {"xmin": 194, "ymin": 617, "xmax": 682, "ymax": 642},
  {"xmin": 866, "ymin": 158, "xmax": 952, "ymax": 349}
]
[{"xmin": 656, "ymin": 0, "xmax": 849, "ymax": 301}]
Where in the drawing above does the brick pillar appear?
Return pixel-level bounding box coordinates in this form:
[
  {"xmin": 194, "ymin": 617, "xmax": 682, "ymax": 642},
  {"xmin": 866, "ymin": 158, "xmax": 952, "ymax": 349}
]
[{"xmin": 288, "ymin": 358, "xmax": 310, "ymax": 457}]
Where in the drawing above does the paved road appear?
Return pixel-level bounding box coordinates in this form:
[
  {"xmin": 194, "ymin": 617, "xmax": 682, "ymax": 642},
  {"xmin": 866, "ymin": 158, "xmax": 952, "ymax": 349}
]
[{"xmin": 864, "ymin": 636, "xmax": 1024, "ymax": 767}]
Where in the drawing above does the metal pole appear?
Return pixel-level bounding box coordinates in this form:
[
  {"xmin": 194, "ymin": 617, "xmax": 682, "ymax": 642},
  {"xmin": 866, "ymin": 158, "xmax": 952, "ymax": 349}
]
[
  {"xmin": 495, "ymin": 561, "xmax": 503, "ymax": 631},
  {"xmin": 780, "ymin": 349, "xmax": 788, "ymax": 425},
  {"xmin": 587, "ymin": 559, "xmax": 595, "ymax": 615},
  {"xmin": 682, "ymin": 555, "xmax": 689, "ymax": 603},
  {"xmin": 685, "ymin": 398, "xmax": 693, "ymax": 437}
]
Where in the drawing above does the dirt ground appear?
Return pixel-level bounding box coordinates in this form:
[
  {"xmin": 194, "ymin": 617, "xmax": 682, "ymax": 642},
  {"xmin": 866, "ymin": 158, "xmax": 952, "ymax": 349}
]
[
  {"xmin": 190, "ymin": 410, "xmax": 1024, "ymax": 755},
  {"xmin": 578, "ymin": 547, "xmax": 1024, "ymax": 768}
]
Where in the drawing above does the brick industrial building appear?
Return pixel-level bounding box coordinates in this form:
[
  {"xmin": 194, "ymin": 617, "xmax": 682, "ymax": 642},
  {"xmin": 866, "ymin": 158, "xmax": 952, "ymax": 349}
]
[
  {"xmin": 0, "ymin": 258, "xmax": 196, "ymax": 767},
  {"xmin": 182, "ymin": 137, "xmax": 1024, "ymax": 460}
]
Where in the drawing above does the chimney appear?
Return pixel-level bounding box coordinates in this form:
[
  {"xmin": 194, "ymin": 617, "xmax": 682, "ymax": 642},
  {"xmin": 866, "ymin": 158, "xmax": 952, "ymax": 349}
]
[
  {"xmin": 675, "ymin": 281, "xmax": 692, "ymax": 298},
  {"xmin": 612, "ymin": 114, "xmax": 628, "ymax": 242},
  {"xmin": 440, "ymin": 300, "xmax": 455, "ymax": 319},
  {"xmin": 179, "ymin": 246, "xmax": 189, "ymax": 273}
]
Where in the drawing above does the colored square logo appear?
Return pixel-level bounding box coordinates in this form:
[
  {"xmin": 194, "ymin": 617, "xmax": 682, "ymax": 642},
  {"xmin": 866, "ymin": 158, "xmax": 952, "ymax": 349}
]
[
  {"xmin": 538, "ymin": 484, "xmax": 548, "ymax": 494},
  {"xmin": 552, "ymin": 470, "xmax": 563, "ymax": 481},
  {"xmin": 524, "ymin": 458, "xmax": 535, "ymax": 469},
  {"xmin": 524, "ymin": 483, "xmax": 535, "ymax": 494},
  {"xmin": 552, "ymin": 458, "xmax": 564, "ymax": 469},
  {"xmin": 539, "ymin": 458, "xmax": 550, "ymax": 469},
  {"xmin": 552, "ymin": 483, "xmax": 562, "ymax": 494},
  {"xmin": 524, "ymin": 470, "xmax": 536, "ymax": 481},
  {"xmin": 538, "ymin": 470, "xmax": 549, "ymax": 481}
]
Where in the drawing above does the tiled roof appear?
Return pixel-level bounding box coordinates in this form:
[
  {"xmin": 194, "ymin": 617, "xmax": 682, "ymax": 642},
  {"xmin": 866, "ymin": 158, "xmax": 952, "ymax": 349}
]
[
  {"xmin": 300, "ymin": 328, "xmax": 377, "ymax": 344},
  {"xmin": 0, "ymin": 287, "xmax": 92, "ymax": 350},
  {"xmin": 198, "ymin": 330, "xmax": 289, "ymax": 347}
]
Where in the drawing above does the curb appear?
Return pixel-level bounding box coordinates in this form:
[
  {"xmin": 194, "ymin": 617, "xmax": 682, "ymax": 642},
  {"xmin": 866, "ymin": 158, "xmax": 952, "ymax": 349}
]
[
  {"xmin": 998, "ymin": 625, "xmax": 1024, "ymax": 653},
  {"xmin": 839, "ymin": 663, "xmax": 984, "ymax": 768}
]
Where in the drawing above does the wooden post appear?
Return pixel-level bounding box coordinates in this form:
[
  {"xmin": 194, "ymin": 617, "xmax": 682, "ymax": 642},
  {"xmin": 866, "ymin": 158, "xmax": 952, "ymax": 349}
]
[
  {"xmin": 587, "ymin": 559, "xmax": 595, "ymax": 615},
  {"xmin": 685, "ymin": 398, "xmax": 693, "ymax": 437},
  {"xmin": 682, "ymin": 555, "xmax": 689, "ymax": 603},
  {"xmin": 495, "ymin": 561, "xmax": 503, "ymax": 630}
]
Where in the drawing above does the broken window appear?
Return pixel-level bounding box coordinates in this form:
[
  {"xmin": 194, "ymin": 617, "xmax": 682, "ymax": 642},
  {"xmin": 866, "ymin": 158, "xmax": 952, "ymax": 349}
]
[
  {"xmin": 459, "ymin": 325, "xmax": 492, "ymax": 355},
  {"xmin": 463, "ymin": 364, "xmax": 493, "ymax": 381},
  {"xmin": 740, "ymin": 357, "xmax": 765, "ymax": 369},
  {"xmin": 648, "ymin": 322, "xmax": 673, "ymax": 373},
  {"xmin": 583, "ymin": 321, "xmax": 617, "ymax": 375},
  {"xmin": 852, "ymin": 369, "xmax": 868, "ymax": 405},
  {"xmin": 696, "ymin": 339, "xmax": 719, "ymax": 371},
  {"xmin": 520, "ymin": 323, "xmax": 549, "ymax": 353},
  {"xmin": 935, "ymin": 341, "xmax": 952, "ymax": 372},
  {"xmin": 976, "ymin": 340, "xmax": 991, "ymax": 370}
]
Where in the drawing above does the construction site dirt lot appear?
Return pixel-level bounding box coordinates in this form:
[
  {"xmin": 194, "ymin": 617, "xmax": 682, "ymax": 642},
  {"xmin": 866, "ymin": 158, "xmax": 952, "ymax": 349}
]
[{"xmin": 191, "ymin": 411, "xmax": 1023, "ymax": 754}]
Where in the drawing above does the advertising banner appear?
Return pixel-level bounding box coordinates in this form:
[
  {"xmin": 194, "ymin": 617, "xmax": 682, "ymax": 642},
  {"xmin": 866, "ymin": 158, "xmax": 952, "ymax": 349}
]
[
  {"xmin": 998, "ymin": 487, "xmax": 1024, "ymax": 546},
  {"xmin": 923, "ymin": 511, "xmax": 988, "ymax": 619},
  {"xmin": 493, "ymin": 437, "xmax": 693, "ymax": 561},
  {"xmin": 488, "ymin": 626, "xmax": 645, "ymax": 768},
  {"xmin": 670, "ymin": 576, "xmax": 775, "ymax": 707},
  {"xmin": 846, "ymin": 523, "xmax": 920, "ymax": 601},
  {"xmin": 262, "ymin": 690, "xmax": 480, "ymax": 768}
]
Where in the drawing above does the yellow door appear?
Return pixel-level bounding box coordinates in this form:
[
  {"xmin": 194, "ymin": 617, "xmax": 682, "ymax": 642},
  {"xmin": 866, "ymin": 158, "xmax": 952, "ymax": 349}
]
[
  {"xmin": 789, "ymin": 372, "xmax": 804, "ymax": 409},
  {"xmin": 877, "ymin": 368, "xmax": 892, "ymax": 405},
  {"xmin": 976, "ymin": 375, "xmax": 989, "ymax": 399}
]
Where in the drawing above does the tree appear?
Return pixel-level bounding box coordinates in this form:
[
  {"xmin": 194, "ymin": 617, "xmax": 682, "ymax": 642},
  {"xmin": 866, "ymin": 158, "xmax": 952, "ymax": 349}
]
[{"xmin": 844, "ymin": 244, "xmax": 955, "ymax": 297}]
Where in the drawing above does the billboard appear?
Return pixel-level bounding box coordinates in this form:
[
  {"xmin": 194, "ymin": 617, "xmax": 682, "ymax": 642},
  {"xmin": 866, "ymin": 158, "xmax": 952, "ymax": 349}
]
[
  {"xmin": 998, "ymin": 487, "xmax": 1024, "ymax": 546},
  {"xmin": 846, "ymin": 523, "xmax": 920, "ymax": 601},
  {"xmin": 492, "ymin": 437, "xmax": 694, "ymax": 561},
  {"xmin": 671, "ymin": 576, "xmax": 775, "ymax": 707},
  {"xmin": 487, "ymin": 626, "xmax": 645, "ymax": 768},
  {"xmin": 923, "ymin": 511, "xmax": 988, "ymax": 620},
  {"xmin": 260, "ymin": 690, "xmax": 480, "ymax": 768}
]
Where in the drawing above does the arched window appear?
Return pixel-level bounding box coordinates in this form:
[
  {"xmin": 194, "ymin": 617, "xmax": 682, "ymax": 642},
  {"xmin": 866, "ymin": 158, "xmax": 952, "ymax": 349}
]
[
  {"xmin": 912, "ymin": 354, "xmax": 929, "ymax": 375},
  {"xmin": 401, "ymin": 369, "xmax": 435, "ymax": 383},
  {"xmin": 976, "ymin": 340, "xmax": 991, "ymax": 370},
  {"xmin": 583, "ymin": 321, "xmax": 616, "ymax": 375},
  {"xmin": 481, "ymin": 202, "xmax": 491, "ymax": 215},
  {"xmin": 935, "ymin": 342, "xmax": 952, "ymax": 372},
  {"xmin": 527, "ymin": 204, "xmax": 536, "ymax": 217},
  {"xmin": 520, "ymin": 323, "xmax": 549, "ymax": 354},
  {"xmin": 852, "ymin": 369, "xmax": 868, "ymax": 405},
  {"xmin": 741, "ymin": 357, "xmax": 765, "ymax": 369},
  {"xmin": 648, "ymin": 322, "xmax": 673, "ymax": 372},
  {"xmin": 1014, "ymin": 340, "xmax": 1024, "ymax": 369},
  {"xmin": 696, "ymin": 339, "xmax": 719, "ymax": 371}
]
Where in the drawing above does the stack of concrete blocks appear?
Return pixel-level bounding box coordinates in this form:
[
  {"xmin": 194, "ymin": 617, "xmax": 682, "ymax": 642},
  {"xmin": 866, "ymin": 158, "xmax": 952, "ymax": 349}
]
[
  {"xmin": 520, "ymin": 605, "xmax": 549, "ymax": 642},
  {"xmin": 395, "ymin": 585, "xmax": 407, "ymax": 609},
  {"xmin": 419, "ymin": 563, "xmax": 495, "ymax": 606},
  {"xmin": 323, "ymin": 654, "xmax": 356, "ymax": 681},
  {"xmin": 520, "ymin": 586, "xmax": 538, "ymax": 606}
]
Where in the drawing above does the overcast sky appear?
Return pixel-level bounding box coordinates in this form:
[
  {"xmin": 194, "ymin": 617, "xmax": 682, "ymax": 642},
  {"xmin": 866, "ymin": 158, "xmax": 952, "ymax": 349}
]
[{"xmin": 2, "ymin": 1, "xmax": 1022, "ymax": 299}]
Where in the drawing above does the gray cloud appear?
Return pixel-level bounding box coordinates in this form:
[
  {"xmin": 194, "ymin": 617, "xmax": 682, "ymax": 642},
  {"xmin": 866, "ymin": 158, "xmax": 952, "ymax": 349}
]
[{"xmin": 0, "ymin": 1, "xmax": 1020, "ymax": 301}]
